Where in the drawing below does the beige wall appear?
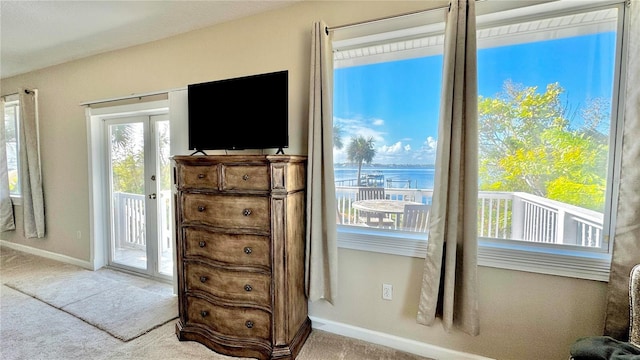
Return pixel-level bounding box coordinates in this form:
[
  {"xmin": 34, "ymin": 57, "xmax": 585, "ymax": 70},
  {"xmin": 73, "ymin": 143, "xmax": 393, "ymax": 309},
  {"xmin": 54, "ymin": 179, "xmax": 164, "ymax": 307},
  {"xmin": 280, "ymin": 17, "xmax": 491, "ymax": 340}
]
[
  {"xmin": 0, "ymin": 1, "xmax": 608, "ymax": 359},
  {"xmin": 310, "ymin": 249, "xmax": 607, "ymax": 360}
]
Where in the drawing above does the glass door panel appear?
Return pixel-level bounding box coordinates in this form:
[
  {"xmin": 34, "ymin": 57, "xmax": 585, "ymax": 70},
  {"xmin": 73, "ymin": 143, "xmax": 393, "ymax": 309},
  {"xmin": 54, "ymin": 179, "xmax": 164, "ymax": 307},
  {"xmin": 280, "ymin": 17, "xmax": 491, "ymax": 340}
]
[
  {"xmin": 106, "ymin": 113, "xmax": 172, "ymax": 281},
  {"xmin": 152, "ymin": 115, "xmax": 173, "ymax": 277},
  {"xmin": 107, "ymin": 118, "xmax": 147, "ymax": 270}
]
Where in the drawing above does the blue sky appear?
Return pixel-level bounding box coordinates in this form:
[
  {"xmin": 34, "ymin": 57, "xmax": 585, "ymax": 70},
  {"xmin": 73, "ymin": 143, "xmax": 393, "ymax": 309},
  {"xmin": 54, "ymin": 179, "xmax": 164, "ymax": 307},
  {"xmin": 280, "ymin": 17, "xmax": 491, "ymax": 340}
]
[{"xmin": 333, "ymin": 32, "xmax": 617, "ymax": 165}]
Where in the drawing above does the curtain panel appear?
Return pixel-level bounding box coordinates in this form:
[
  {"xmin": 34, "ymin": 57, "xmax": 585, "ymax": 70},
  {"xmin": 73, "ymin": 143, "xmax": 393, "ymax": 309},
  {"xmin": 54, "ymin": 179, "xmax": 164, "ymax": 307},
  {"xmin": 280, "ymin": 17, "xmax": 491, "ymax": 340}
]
[
  {"xmin": 305, "ymin": 20, "xmax": 338, "ymax": 303},
  {"xmin": 0, "ymin": 99, "xmax": 16, "ymax": 232},
  {"xmin": 18, "ymin": 89, "xmax": 45, "ymax": 239},
  {"xmin": 416, "ymin": 0, "xmax": 480, "ymax": 335},
  {"xmin": 604, "ymin": 0, "xmax": 640, "ymax": 341}
]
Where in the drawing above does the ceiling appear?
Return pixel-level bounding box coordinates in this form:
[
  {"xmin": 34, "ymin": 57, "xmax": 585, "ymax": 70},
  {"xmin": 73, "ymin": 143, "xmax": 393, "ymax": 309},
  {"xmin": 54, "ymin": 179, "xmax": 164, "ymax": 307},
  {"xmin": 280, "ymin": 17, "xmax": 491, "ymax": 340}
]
[{"xmin": 0, "ymin": 0, "xmax": 299, "ymax": 79}]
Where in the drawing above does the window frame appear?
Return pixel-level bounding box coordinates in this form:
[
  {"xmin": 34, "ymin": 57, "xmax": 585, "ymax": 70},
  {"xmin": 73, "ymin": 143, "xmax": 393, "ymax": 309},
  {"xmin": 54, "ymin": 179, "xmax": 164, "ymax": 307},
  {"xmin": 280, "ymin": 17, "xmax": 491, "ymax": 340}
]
[
  {"xmin": 2, "ymin": 96, "xmax": 22, "ymax": 204},
  {"xmin": 333, "ymin": 0, "xmax": 629, "ymax": 282}
]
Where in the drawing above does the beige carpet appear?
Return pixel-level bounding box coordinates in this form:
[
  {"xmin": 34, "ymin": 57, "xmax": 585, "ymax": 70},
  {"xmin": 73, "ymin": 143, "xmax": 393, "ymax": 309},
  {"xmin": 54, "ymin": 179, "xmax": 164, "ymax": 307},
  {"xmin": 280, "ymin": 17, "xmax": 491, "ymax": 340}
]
[
  {"xmin": 5, "ymin": 264, "xmax": 178, "ymax": 341},
  {"xmin": 0, "ymin": 246, "xmax": 431, "ymax": 360}
]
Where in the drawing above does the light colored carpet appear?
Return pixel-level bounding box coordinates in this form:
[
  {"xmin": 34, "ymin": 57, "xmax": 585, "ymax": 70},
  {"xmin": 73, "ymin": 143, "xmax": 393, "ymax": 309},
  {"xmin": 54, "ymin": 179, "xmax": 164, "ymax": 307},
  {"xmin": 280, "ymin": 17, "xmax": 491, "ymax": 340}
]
[
  {"xmin": 5, "ymin": 264, "xmax": 178, "ymax": 341},
  {"xmin": 0, "ymin": 246, "xmax": 432, "ymax": 360}
]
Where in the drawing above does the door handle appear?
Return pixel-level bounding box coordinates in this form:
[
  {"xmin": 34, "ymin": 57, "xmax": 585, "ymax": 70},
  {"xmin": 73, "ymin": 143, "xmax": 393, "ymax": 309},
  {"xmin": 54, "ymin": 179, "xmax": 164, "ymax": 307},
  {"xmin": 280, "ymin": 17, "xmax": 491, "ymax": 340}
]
[{"xmin": 148, "ymin": 193, "xmax": 157, "ymax": 199}]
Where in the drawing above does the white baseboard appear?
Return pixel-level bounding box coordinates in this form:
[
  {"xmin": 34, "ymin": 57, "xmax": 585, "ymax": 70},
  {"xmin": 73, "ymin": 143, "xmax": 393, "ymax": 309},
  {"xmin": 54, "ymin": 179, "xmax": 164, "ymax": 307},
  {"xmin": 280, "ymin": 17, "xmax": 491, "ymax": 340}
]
[
  {"xmin": 0, "ymin": 240, "xmax": 93, "ymax": 270},
  {"xmin": 309, "ymin": 316, "xmax": 494, "ymax": 360}
]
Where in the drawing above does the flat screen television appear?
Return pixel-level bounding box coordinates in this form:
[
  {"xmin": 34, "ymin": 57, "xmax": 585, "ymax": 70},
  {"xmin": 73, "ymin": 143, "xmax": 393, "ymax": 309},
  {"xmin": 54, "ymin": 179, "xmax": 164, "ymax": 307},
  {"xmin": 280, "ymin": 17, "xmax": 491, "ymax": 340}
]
[{"xmin": 187, "ymin": 70, "xmax": 289, "ymax": 153}]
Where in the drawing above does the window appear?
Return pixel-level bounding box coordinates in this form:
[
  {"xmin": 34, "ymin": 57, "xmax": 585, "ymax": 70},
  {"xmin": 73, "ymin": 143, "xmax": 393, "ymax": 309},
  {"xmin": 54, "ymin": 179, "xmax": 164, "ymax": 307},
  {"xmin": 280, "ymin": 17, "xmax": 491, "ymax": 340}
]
[
  {"xmin": 332, "ymin": 8, "xmax": 446, "ymax": 258},
  {"xmin": 332, "ymin": 1, "xmax": 627, "ymax": 280},
  {"xmin": 474, "ymin": 4, "xmax": 623, "ymax": 280},
  {"xmin": 3, "ymin": 98, "xmax": 21, "ymax": 197}
]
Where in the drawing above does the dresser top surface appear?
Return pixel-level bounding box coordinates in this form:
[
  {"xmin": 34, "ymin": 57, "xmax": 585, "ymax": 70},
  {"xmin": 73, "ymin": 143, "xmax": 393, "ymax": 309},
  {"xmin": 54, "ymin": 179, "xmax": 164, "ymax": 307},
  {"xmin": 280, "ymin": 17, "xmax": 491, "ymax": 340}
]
[{"xmin": 172, "ymin": 155, "xmax": 306, "ymax": 165}]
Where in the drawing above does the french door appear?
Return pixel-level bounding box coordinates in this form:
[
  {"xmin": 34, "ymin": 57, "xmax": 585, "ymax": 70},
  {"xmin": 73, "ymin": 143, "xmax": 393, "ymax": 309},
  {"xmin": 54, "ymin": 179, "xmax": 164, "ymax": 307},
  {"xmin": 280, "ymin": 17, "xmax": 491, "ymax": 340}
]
[{"xmin": 105, "ymin": 114, "xmax": 173, "ymax": 281}]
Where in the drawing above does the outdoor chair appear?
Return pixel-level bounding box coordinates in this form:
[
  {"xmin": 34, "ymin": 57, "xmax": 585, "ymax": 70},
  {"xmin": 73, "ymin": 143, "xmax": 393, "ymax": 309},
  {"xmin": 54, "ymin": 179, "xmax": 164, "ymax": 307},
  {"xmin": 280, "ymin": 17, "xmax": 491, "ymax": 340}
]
[
  {"xmin": 357, "ymin": 187, "xmax": 387, "ymax": 201},
  {"xmin": 356, "ymin": 187, "xmax": 394, "ymax": 228},
  {"xmin": 401, "ymin": 204, "xmax": 430, "ymax": 232},
  {"xmin": 569, "ymin": 263, "xmax": 640, "ymax": 359}
]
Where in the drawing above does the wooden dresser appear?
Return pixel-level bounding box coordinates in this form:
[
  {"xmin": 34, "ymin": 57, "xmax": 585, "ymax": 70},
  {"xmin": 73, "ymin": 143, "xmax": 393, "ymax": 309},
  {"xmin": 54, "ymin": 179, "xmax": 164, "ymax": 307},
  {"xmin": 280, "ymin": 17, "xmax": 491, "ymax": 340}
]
[{"xmin": 172, "ymin": 155, "xmax": 310, "ymax": 360}]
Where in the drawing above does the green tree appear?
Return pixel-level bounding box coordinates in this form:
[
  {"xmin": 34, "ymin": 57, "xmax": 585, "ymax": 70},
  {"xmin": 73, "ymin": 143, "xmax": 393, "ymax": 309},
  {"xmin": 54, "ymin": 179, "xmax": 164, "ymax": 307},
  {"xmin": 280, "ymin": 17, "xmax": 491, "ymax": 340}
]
[
  {"xmin": 346, "ymin": 136, "xmax": 376, "ymax": 186},
  {"xmin": 111, "ymin": 124, "xmax": 138, "ymax": 157},
  {"xmin": 333, "ymin": 124, "xmax": 344, "ymax": 150},
  {"xmin": 112, "ymin": 153, "xmax": 144, "ymax": 194},
  {"xmin": 478, "ymin": 81, "xmax": 609, "ymax": 212},
  {"xmin": 110, "ymin": 123, "xmax": 144, "ymax": 194},
  {"xmin": 156, "ymin": 122, "xmax": 172, "ymax": 192}
]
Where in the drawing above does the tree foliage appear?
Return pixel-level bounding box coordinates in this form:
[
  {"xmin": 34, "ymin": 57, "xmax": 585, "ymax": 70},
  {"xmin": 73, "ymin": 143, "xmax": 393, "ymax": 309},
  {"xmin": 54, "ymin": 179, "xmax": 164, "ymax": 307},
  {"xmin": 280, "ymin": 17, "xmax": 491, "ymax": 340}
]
[
  {"xmin": 112, "ymin": 153, "xmax": 145, "ymax": 194},
  {"xmin": 110, "ymin": 121, "xmax": 171, "ymax": 196},
  {"xmin": 110, "ymin": 123, "xmax": 144, "ymax": 195},
  {"xmin": 478, "ymin": 81, "xmax": 609, "ymax": 212},
  {"xmin": 333, "ymin": 124, "xmax": 344, "ymax": 150},
  {"xmin": 346, "ymin": 136, "xmax": 376, "ymax": 185}
]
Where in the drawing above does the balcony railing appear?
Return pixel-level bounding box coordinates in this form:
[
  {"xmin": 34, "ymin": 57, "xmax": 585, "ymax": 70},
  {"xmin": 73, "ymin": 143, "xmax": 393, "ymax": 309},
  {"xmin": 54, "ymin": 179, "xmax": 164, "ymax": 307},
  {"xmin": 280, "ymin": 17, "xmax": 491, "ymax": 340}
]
[
  {"xmin": 112, "ymin": 188, "xmax": 603, "ymax": 249},
  {"xmin": 337, "ymin": 186, "xmax": 604, "ymax": 247},
  {"xmin": 112, "ymin": 191, "xmax": 173, "ymax": 251}
]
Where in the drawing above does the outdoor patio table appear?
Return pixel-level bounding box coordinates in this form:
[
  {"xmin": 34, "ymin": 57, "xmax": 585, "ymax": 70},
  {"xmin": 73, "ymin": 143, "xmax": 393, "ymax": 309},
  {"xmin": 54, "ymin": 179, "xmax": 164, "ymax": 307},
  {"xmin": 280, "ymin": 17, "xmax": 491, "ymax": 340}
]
[{"xmin": 352, "ymin": 199, "xmax": 421, "ymax": 228}]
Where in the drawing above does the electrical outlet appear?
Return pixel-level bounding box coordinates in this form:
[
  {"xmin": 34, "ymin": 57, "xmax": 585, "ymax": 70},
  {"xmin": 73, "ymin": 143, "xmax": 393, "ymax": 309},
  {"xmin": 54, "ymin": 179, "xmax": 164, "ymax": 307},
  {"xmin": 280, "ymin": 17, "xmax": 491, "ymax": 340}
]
[{"xmin": 382, "ymin": 283, "xmax": 393, "ymax": 300}]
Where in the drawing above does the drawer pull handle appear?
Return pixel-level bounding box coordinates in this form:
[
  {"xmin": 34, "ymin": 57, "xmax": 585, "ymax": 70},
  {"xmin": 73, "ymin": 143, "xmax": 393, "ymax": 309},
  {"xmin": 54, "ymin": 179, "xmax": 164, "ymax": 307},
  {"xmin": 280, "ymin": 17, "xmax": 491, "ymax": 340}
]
[
  {"xmin": 198, "ymin": 206, "xmax": 206, "ymax": 212},
  {"xmin": 244, "ymin": 247, "xmax": 252, "ymax": 255},
  {"xmin": 243, "ymin": 209, "xmax": 252, "ymax": 216},
  {"xmin": 245, "ymin": 320, "xmax": 254, "ymax": 329},
  {"xmin": 244, "ymin": 284, "xmax": 252, "ymax": 292},
  {"xmin": 242, "ymin": 174, "xmax": 250, "ymax": 181},
  {"xmin": 200, "ymin": 276, "xmax": 208, "ymax": 283},
  {"xmin": 198, "ymin": 241, "xmax": 206, "ymax": 248},
  {"xmin": 197, "ymin": 174, "xmax": 205, "ymax": 179},
  {"xmin": 200, "ymin": 311, "xmax": 209, "ymax": 318}
]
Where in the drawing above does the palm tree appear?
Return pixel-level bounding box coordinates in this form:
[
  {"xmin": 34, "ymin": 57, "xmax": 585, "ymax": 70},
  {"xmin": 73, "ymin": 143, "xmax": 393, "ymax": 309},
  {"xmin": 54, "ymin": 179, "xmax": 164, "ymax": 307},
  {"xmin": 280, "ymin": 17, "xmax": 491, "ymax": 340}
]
[
  {"xmin": 111, "ymin": 124, "xmax": 135, "ymax": 150},
  {"xmin": 110, "ymin": 123, "xmax": 141, "ymax": 162},
  {"xmin": 333, "ymin": 124, "xmax": 344, "ymax": 150},
  {"xmin": 346, "ymin": 136, "xmax": 376, "ymax": 186}
]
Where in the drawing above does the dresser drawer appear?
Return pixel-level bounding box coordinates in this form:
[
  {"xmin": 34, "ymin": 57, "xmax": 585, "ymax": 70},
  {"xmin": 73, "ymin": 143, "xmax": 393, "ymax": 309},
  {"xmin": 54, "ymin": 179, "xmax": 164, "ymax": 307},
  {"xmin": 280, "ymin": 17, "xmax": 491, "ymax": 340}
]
[
  {"xmin": 185, "ymin": 262, "xmax": 271, "ymax": 307},
  {"xmin": 182, "ymin": 193, "xmax": 269, "ymax": 231},
  {"xmin": 179, "ymin": 164, "xmax": 219, "ymax": 189},
  {"xmin": 222, "ymin": 164, "xmax": 270, "ymax": 191},
  {"xmin": 186, "ymin": 296, "xmax": 271, "ymax": 341},
  {"xmin": 184, "ymin": 228, "xmax": 270, "ymax": 268}
]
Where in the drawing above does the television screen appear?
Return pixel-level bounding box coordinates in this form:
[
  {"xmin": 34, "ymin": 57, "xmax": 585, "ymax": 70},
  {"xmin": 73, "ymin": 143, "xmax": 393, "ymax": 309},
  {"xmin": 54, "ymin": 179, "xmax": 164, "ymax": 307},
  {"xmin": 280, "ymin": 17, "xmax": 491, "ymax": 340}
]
[{"xmin": 187, "ymin": 70, "xmax": 288, "ymax": 152}]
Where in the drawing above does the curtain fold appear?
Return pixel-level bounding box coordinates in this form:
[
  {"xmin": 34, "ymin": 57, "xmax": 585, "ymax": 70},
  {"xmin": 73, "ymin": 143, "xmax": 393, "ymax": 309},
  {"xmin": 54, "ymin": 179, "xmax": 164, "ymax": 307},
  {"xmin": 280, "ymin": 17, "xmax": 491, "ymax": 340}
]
[
  {"xmin": 18, "ymin": 89, "xmax": 45, "ymax": 239},
  {"xmin": 416, "ymin": 0, "xmax": 479, "ymax": 335},
  {"xmin": 0, "ymin": 99, "xmax": 16, "ymax": 232},
  {"xmin": 305, "ymin": 20, "xmax": 338, "ymax": 303},
  {"xmin": 604, "ymin": 0, "xmax": 640, "ymax": 341}
]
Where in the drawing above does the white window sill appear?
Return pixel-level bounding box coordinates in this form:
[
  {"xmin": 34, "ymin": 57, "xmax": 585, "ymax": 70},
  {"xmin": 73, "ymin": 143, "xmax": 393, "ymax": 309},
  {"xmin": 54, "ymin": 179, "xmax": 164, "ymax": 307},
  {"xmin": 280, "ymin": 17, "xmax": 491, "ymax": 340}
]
[
  {"xmin": 10, "ymin": 196, "xmax": 22, "ymax": 206},
  {"xmin": 337, "ymin": 226, "xmax": 611, "ymax": 282},
  {"xmin": 338, "ymin": 225, "xmax": 428, "ymax": 258},
  {"xmin": 478, "ymin": 238, "xmax": 611, "ymax": 282}
]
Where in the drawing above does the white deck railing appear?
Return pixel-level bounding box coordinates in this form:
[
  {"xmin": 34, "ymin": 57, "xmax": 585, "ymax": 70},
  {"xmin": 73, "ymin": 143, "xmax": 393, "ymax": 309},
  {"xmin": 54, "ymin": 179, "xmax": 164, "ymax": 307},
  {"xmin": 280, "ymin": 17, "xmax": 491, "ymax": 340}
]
[
  {"xmin": 337, "ymin": 186, "xmax": 604, "ymax": 247},
  {"xmin": 113, "ymin": 187, "xmax": 604, "ymax": 249},
  {"xmin": 112, "ymin": 191, "xmax": 172, "ymax": 251}
]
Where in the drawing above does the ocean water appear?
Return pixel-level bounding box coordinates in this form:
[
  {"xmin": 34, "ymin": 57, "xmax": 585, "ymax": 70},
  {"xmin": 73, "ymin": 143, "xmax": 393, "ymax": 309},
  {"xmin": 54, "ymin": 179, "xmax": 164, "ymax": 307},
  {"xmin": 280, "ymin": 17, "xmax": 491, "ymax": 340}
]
[{"xmin": 334, "ymin": 167, "xmax": 435, "ymax": 190}]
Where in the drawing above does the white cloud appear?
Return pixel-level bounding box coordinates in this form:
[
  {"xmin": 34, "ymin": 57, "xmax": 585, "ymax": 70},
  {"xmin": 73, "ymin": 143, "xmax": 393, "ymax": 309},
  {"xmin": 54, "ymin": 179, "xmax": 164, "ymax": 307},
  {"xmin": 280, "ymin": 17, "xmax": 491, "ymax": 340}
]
[
  {"xmin": 426, "ymin": 136, "xmax": 437, "ymax": 150},
  {"xmin": 372, "ymin": 118, "xmax": 385, "ymax": 126},
  {"xmin": 332, "ymin": 116, "xmax": 438, "ymax": 165},
  {"xmin": 380, "ymin": 141, "xmax": 404, "ymax": 154}
]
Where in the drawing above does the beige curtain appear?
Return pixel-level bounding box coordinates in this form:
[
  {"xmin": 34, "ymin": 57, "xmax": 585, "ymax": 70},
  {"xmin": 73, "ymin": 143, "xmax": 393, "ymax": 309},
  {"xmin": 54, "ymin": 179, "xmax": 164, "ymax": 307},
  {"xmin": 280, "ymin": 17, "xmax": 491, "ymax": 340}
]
[
  {"xmin": 416, "ymin": 0, "xmax": 479, "ymax": 335},
  {"xmin": 0, "ymin": 98, "xmax": 16, "ymax": 232},
  {"xmin": 604, "ymin": 0, "xmax": 640, "ymax": 341},
  {"xmin": 305, "ymin": 20, "xmax": 338, "ymax": 303},
  {"xmin": 18, "ymin": 89, "xmax": 45, "ymax": 239}
]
